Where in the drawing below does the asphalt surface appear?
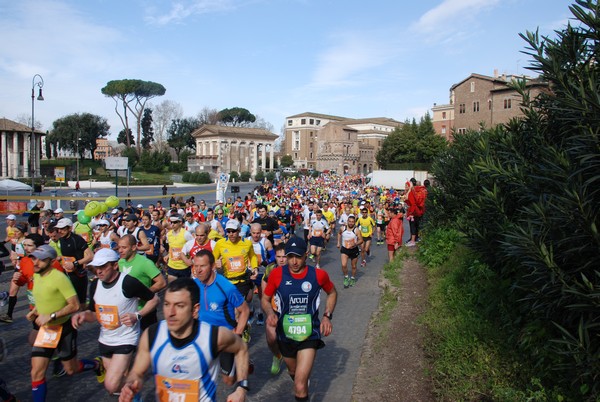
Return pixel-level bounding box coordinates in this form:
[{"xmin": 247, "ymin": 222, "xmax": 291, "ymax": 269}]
[{"xmin": 0, "ymin": 184, "xmax": 410, "ymax": 401}]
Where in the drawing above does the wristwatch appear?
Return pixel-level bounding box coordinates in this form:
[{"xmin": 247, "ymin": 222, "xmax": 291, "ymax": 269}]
[
  {"xmin": 135, "ymin": 313, "xmax": 142, "ymax": 322},
  {"xmin": 323, "ymin": 312, "xmax": 333, "ymax": 321},
  {"xmin": 237, "ymin": 379, "xmax": 249, "ymax": 392},
  {"xmin": 50, "ymin": 312, "xmax": 57, "ymax": 320}
]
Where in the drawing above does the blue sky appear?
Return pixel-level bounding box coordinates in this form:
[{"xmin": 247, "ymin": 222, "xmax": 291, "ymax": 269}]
[{"xmin": 0, "ymin": 0, "xmax": 573, "ymax": 139}]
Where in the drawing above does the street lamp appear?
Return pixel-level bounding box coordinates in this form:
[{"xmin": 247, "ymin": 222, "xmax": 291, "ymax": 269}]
[
  {"xmin": 76, "ymin": 135, "xmax": 81, "ymax": 186},
  {"xmin": 31, "ymin": 74, "xmax": 44, "ymax": 193}
]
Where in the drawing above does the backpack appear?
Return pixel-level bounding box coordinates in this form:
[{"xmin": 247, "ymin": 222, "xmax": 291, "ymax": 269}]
[{"xmin": 413, "ymin": 186, "xmax": 428, "ymax": 217}]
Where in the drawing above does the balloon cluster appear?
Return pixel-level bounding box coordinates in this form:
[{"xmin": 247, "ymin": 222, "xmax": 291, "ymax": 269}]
[{"xmin": 77, "ymin": 196, "xmax": 119, "ymax": 224}]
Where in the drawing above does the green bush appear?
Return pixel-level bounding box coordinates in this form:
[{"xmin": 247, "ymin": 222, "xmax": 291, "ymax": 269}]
[
  {"xmin": 428, "ymin": 3, "xmax": 600, "ymax": 398},
  {"xmin": 168, "ymin": 163, "xmax": 185, "ymax": 173},
  {"xmin": 229, "ymin": 171, "xmax": 240, "ymax": 182},
  {"xmin": 240, "ymin": 171, "xmax": 251, "ymax": 182},
  {"xmin": 254, "ymin": 170, "xmax": 265, "ymax": 182}
]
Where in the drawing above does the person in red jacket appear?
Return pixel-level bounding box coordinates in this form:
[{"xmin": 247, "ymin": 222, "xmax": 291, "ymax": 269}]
[
  {"xmin": 405, "ymin": 178, "xmax": 428, "ymax": 247},
  {"xmin": 385, "ymin": 208, "xmax": 404, "ymax": 261}
]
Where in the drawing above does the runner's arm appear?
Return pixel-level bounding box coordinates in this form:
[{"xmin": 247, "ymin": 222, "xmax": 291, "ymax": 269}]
[
  {"xmin": 233, "ymin": 301, "xmax": 250, "ymax": 336},
  {"xmin": 119, "ymin": 329, "xmax": 150, "ymax": 402},
  {"xmin": 218, "ymin": 327, "xmax": 249, "ymax": 402},
  {"xmin": 136, "ymin": 230, "xmax": 151, "ymax": 252}
]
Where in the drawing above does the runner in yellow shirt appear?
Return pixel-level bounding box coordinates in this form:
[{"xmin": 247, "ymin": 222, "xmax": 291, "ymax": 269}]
[{"xmin": 357, "ymin": 207, "xmax": 375, "ymax": 267}]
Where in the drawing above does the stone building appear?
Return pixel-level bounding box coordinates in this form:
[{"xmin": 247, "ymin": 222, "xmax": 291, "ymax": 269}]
[
  {"xmin": 188, "ymin": 124, "xmax": 278, "ymax": 177},
  {"xmin": 432, "ymin": 71, "xmax": 548, "ymax": 139},
  {"xmin": 283, "ymin": 112, "xmax": 402, "ymax": 173},
  {"xmin": 0, "ymin": 118, "xmax": 44, "ymax": 178}
]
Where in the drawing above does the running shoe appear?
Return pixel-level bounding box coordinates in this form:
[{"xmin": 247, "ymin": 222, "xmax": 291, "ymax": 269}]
[
  {"xmin": 247, "ymin": 310, "xmax": 255, "ymax": 325},
  {"xmin": 0, "ymin": 337, "xmax": 5, "ymax": 362},
  {"xmin": 361, "ymin": 260, "xmax": 366, "ymax": 268},
  {"xmin": 308, "ymin": 254, "xmax": 315, "ymax": 260},
  {"xmin": 242, "ymin": 326, "xmax": 252, "ymax": 344},
  {"xmin": 0, "ymin": 291, "xmax": 8, "ymax": 307},
  {"xmin": 349, "ymin": 277, "xmax": 356, "ymax": 287},
  {"xmin": 270, "ymin": 355, "xmax": 283, "ymax": 375},
  {"xmin": 94, "ymin": 356, "xmax": 106, "ymax": 383},
  {"xmin": 0, "ymin": 314, "xmax": 13, "ymax": 323},
  {"xmin": 366, "ymin": 249, "xmax": 371, "ymax": 257},
  {"xmin": 343, "ymin": 277, "xmax": 350, "ymax": 289},
  {"xmin": 405, "ymin": 241, "xmax": 416, "ymax": 247},
  {"xmin": 256, "ymin": 313, "xmax": 264, "ymax": 326},
  {"xmin": 53, "ymin": 359, "xmax": 66, "ymax": 377}
]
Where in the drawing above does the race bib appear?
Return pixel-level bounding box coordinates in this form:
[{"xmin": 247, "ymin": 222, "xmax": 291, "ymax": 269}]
[
  {"xmin": 283, "ymin": 314, "xmax": 312, "ymax": 341},
  {"xmin": 155, "ymin": 375, "xmax": 199, "ymax": 402},
  {"xmin": 95, "ymin": 304, "xmax": 121, "ymax": 330},
  {"xmin": 313, "ymin": 229, "xmax": 323, "ymax": 237},
  {"xmin": 227, "ymin": 256, "xmax": 245, "ymax": 273},
  {"xmin": 34, "ymin": 325, "xmax": 63, "ymax": 348},
  {"xmin": 361, "ymin": 226, "xmax": 369, "ymax": 233},
  {"xmin": 344, "ymin": 239, "xmax": 356, "ymax": 249},
  {"xmin": 170, "ymin": 247, "xmax": 182, "ymax": 261}
]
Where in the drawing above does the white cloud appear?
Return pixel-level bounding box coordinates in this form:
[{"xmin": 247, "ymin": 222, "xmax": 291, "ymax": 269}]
[
  {"xmin": 413, "ymin": 0, "xmax": 501, "ymax": 34},
  {"xmin": 309, "ymin": 32, "xmax": 400, "ymax": 90},
  {"xmin": 144, "ymin": 0, "xmax": 236, "ymax": 25}
]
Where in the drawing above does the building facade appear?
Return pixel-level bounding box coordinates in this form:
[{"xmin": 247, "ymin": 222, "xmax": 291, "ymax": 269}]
[
  {"xmin": 0, "ymin": 118, "xmax": 44, "ymax": 178},
  {"xmin": 283, "ymin": 112, "xmax": 402, "ymax": 173},
  {"xmin": 433, "ymin": 72, "xmax": 548, "ymax": 138},
  {"xmin": 93, "ymin": 138, "xmax": 114, "ymax": 160},
  {"xmin": 188, "ymin": 124, "xmax": 278, "ymax": 177}
]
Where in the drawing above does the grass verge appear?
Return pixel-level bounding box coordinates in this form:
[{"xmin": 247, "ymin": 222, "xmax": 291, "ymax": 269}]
[{"xmin": 418, "ymin": 228, "xmax": 564, "ymax": 401}]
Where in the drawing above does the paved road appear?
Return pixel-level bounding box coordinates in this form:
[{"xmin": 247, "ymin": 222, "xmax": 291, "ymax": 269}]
[{"xmin": 0, "ymin": 184, "xmax": 410, "ymax": 401}]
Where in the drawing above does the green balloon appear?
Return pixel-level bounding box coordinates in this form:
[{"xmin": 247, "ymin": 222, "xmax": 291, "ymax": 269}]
[
  {"xmin": 105, "ymin": 196, "xmax": 119, "ymax": 208},
  {"xmin": 77, "ymin": 210, "xmax": 91, "ymax": 224},
  {"xmin": 84, "ymin": 201, "xmax": 101, "ymax": 217}
]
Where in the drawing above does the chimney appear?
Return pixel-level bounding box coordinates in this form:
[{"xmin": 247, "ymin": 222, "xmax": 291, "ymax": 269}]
[{"xmin": 493, "ymin": 68, "xmax": 498, "ymax": 77}]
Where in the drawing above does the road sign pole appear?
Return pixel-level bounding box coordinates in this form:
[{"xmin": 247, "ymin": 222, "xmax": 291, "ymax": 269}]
[{"xmin": 115, "ymin": 170, "xmax": 118, "ymax": 197}]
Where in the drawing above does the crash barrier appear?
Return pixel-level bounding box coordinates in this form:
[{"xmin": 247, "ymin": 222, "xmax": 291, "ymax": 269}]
[{"xmin": 0, "ymin": 188, "xmax": 216, "ymax": 215}]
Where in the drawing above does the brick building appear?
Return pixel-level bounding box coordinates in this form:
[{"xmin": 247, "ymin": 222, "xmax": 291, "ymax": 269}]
[{"xmin": 432, "ymin": 72, "xmax": 548, "ymax": 139}]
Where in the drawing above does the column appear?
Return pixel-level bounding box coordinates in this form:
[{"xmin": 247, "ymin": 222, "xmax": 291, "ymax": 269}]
[
  {"xmin": 269, "ymin": 142, "xmax": 274, "ymax": 172},
  {"xmin": 252, "ymin": 143, "xmax": 258, "ymax": 177},
  {"xmin": 23, "ymin": 133, "xmax": 30, "ymax": 178},
  {"xmin": 227, "ymin": 140, "xmax": 233, "ymax": 172},
  {"xmin": 12, "ymin": 134, "xmax": 19, "ymax": 178},
  {"xmin": 261, "ymin": 143, "xmax": 266, "ymax": 171},
  {"xmin": 1, "ymin": 132, "xmax": 7, "ymax": 178}
]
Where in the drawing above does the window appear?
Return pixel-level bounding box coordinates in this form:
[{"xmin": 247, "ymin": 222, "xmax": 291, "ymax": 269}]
[
  {"xmin": 348, "ymin": 133, "xmax": 351, "ymax": 140},
  {"xmin": 294, "ymin": 152, "xmax": 298, "ymax": 158},
  {"xmin": 310, "ymin": 152, "xmax": 313, "ymax": 158},
  {"xmin": 470, "ymin": 82, "xmax": 475, "ymax": 92},
  {"xmin": 441, "ymin": 125, "xmax": 446, "ymax": 134},
  {"xmin": 287, "ymin": 120, "xmax": 292, "ymax": 126},
  {"xmin": 459, "ymin": 103, "xmax": 466, "ymax": 114},
  {"xmin": 504, "ymin": 98, "xmax": 512, "ymax": 109},
  {"xmin": 458, "ymin": 128, "xmax": 466, "ymax": 134},
  {"xmin": 301, "ymin": 118, "xmax": 306, "ymax": 124},
  {"xmin": 310, "ymin": 132, "xmax": 313, "ymax": 137},
  {"xmin": 315, "ymin": 119, "xmax": 321, "ymax": 125},
  {"xmin": 488, "ymin": 99, "xmax": 492, "ymax": 110},
  {"xmin": 292, "ymin": 131, "xmax": 300, "ymax": 151},
  {"xmin": 442, "ymin": 112, "xmax": 447, "ymax": 119},
  {"xmin": 309, "ymin": 119, "xmax": 314, "ymax": 125},
  {"xmin": 473, "ymin": 101, "xmax": 480, "ymax": 112},
  {"xmin": 309, "ymin": 142, "xmax": 313, "ymax": 148}
]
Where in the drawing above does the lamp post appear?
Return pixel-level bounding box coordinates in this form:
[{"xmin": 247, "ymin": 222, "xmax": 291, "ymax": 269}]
[{"xmin": 31, "ymin": 74, "xmax": 44, "ymax": 193}]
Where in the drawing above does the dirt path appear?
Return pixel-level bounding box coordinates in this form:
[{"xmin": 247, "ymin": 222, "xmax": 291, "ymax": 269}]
[{"xmin": 351, "ymin": 255, "xmax": 434, "ymax": 402}]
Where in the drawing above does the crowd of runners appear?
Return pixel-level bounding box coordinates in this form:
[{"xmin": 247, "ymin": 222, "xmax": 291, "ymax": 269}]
[{"xmin": 0, "ymin": 173, "xmax": 428, "ymax": 402}]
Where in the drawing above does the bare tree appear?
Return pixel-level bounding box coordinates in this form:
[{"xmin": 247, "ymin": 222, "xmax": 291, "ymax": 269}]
[
  {"xmin": 196, "ymin": 106, "xmax": 219, "ymax": 125},
  {"xmin": 15, "ymin": 114, "xmax": 43, "ymax": 130},
  {"xmin": 151, "ymin": 100, "xmax": 183, "ymax": 151}
]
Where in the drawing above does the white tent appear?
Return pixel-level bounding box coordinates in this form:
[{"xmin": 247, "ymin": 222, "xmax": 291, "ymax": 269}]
[{"xmin": 0, "ymin": 179, "xmax": 32, "ymax": 193}]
